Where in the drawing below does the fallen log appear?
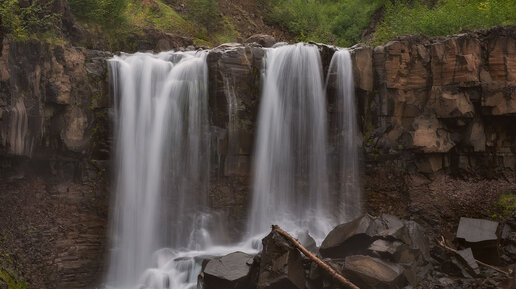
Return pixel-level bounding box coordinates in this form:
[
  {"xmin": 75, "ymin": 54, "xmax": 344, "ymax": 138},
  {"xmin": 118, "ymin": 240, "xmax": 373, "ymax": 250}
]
[{"xmin": 272, "ymin": 225, "xmax": 360, "ymax": 289}]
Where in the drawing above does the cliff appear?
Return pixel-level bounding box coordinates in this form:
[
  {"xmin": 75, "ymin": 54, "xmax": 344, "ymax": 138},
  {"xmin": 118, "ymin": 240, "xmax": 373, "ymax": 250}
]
[{"xmin": 0, "ymin": 26, "xmax": 515, "ymax": 288}]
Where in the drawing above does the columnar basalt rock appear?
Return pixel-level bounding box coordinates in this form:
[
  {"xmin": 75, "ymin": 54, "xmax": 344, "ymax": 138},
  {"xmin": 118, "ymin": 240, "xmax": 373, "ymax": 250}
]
[
  {"xmin": 0, "ymin": 38, "xmax": 111, "ymax": 289},
  {"xmin": 1, "ymin": 25, "xmax": 516, "ymax": 289}
]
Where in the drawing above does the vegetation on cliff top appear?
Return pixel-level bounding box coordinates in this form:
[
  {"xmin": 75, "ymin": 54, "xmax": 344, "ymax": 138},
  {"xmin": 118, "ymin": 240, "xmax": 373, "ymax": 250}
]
[
  {"xmin": 261, "ymin": 0, "xmax": 516, "ymax": 46},
  {"xmin": 1, "ymin": 0, "xmax": 515, "ymax": 48}
]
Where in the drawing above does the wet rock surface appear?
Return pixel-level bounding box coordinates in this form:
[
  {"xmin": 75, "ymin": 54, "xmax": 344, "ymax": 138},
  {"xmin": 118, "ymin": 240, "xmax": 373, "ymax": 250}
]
[{"xmin": 201, "ymin": 252, "xmax": 255, "ymax": 289}]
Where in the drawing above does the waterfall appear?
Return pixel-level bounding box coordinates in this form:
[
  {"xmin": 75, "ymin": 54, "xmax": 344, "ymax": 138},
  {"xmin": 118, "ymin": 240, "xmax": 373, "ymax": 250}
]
[
  {"xmin": 327, "ymin": 49, "xmax": 362, "ymax": 221},
  {"xmin": 103, "ymin": 44, "xmax": 361, "ymax": 289},
  {"xmin": 248, "ymin": 43, "xmax": 333, "ymax": 242},
  {"xmin": 106, "ymin": 51, "xmax": 212, "ymax": 289}
]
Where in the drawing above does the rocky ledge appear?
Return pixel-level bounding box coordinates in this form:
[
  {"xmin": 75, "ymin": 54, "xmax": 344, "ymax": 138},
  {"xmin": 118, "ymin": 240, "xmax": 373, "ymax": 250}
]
[{"xmin": 200, "ymin": 214, "xmax": 516, "ymax": 289}]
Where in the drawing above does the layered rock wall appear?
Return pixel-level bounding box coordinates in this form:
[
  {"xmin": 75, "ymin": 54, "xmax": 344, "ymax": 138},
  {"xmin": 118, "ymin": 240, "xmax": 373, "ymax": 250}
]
[
  {"xmin": 0, "ymin": 38, "xmax": 111, "ymax": 289},
  {"xmin": 1, "ymin": 26, "xmax": 516, "ymax": 289}
]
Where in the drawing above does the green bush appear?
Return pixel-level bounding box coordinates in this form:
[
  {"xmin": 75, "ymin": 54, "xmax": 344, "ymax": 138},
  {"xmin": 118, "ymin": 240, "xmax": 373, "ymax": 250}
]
[
  {"xmin": 185, "ymin": 0, "xmax": 220, "ymax": 32},
  {"xmin": 373, "ymin": 0, "xmax": 516, "ymax": 45},
  {"xmin": 0, "ymin": 0, "xmax": 60, "ymax": 40},
  {"xmin": 260, "ymin": 0, "xmax": 385, "ymax": 46},
  {"xmin": 68, "ymin": 0, "xmax": 128, "ymax": 27}
]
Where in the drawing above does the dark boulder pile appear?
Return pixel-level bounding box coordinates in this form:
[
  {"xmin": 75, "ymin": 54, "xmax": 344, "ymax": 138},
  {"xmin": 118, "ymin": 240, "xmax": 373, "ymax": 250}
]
[{"xmin": 200, "ymin": 214, "xmax": 516, "ymax": 289}]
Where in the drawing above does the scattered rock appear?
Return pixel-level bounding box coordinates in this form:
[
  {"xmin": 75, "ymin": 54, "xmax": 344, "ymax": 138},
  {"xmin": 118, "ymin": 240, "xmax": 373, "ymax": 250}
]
[
  {"xmin": 455, "ymin": 217, "xmax": 500, "ymax": 264},
  {"xmin": 456, "ymin": 217, "xmax": 498, "ymax": 243},
  {"xmin": 456, "ymin": 248, "xmax": 480, "ymax": 276},
  {"xmin": 320, "ymin": 214, "xmax": 382, "ymax": 258},
  {"xmin": 343, "ymin": 255, "xmax": 408, "ymax": 289},
  {"xmin": 202, "ymin": 251, "xmax": 255, "ymax": 289},
  {"xmin": 257, "ymin": 230, "xmax": 305, "ymax": 289}
]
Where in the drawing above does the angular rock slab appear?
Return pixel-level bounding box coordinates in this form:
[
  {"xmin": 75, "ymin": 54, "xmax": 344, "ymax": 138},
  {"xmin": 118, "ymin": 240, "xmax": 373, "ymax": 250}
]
[
  {"xmin": 456, "ymin": 217, "xmax": 500, "ymax": 265},
  {"xmin": 456, "ymin": 248, "xmax": 480, "ymax": 276},
  {"xmin": 202, "ymin": 251, "xmax": 254, "ymax": 289},
  {"xmin": 258, "ymin": 231, "xmax": 305, "ymax": 289},
  {"xmin": 456, "ymin": 217, "xmax": 498, "ymax": 243},
  {"xmin": 320, "ymin": 214, "xmax": 383, "ymax": 258},
  {"xmin": 343, "ymin": 255, "xmax": 408, "ymax": 289}
]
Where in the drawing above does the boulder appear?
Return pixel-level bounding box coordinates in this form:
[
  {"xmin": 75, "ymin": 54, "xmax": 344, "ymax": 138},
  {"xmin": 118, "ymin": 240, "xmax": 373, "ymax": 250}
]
[
  {"xmin": 296, "ymin": 231, "xmax": 317, "ymax": 254},
  {"xmin": 343, "ymin": 255, "xmax": 408, "ymax": 289},
  {"xmin": 455, "ymin": 217, "xmax": 500, "ymax": 265},
  {"xmin": 257, "ymin": 231, "xmax": 305, "ymax": 289},
  {"xmin": 320, "ymin": 215, "xmax": 382, "ymax": 258},
  {"xmin": 456, "ymin": 248, "xmax": 480, "ymax": 276},
  {"xmin": 202, "ymin": 251, "xmax": 255, "ymax": 289},
  {"xmin": 456, "ymin": 217, "xmax": 498, "ymax": 243},
  {"xmin": 245, "ymin": 34, "xmax": 276, "ymax": 48}
]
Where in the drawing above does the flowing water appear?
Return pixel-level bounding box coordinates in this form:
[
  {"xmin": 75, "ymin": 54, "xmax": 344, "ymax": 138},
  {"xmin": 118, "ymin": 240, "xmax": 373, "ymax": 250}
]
[
  {"xmin": 104, "ymin": 45, "xmax": 360, "ymax": 289},
  {"xmin": 248, "ymin": 43, "xmax": 333, "ymax": 242},
  {"xmin": 326, "ymin": 49, "xmax": 362, "ymax": 221},
  {"xmin": 106, "ymin": 51, "xmax": 215, "ymax": 289}
]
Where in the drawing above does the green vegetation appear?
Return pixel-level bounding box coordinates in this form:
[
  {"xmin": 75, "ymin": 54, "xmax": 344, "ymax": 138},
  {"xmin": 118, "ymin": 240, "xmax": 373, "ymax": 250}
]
[
  {"xmin": 260, "ymin": 0, "xmax": 516, "ymax": 47},
  {"xmin": 496, "ymin": 192, "xmax": 516, "ymax": 217},
  {"xmin": 375, "ymin": 0, "xmax": 516, "ymax": 45},
  {"xmin": 0, "ymin": 0, "xmax": 60, "ymax": 40},
  {"xmin": 67, "ymin": 0, "xmax": 237, "ymax": 47},
  {"xmin": 2, "ymin": 0, "xmax": 515, "ymax": 48},
  {"xmin": 260, "ymin": 0, "xmax": 384, "ymax": 47},
  {"xmin": 68, "ymin": 0, "xmax": 129, "ymax": 27},
  {"xmin": 0, "ymin": 270, "xmax": 27, "ymax": 289}
]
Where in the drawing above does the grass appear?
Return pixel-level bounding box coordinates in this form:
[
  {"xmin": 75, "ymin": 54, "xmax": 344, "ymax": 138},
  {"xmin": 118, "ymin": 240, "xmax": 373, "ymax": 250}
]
[
  {"xmin": 0, "ymin": 270, "xmax": 27, "ymax": 289},
  {"xmin": 260, "ymin": 0, "xmax": 516, "ymax": 47},
  {"xmin": 496, "ymin": 192, "xmax": 516, "ymax": 217},
  {"xmin": 373, "ymin": 0, "xmax": 516, "ymax": 45}
]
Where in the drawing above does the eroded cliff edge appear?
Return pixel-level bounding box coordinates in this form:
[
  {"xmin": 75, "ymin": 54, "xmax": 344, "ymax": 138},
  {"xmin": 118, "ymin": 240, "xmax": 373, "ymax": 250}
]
[{"xmin": 0, "ymin": 26, "xmax": 515, "ymax": 289}]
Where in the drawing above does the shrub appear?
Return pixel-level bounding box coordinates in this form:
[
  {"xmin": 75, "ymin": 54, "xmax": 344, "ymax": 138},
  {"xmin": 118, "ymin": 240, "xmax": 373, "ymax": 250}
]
[
  {"xmin": 0, "ymin": 0, "xmax": 61, "ymax": 40},
  {"xmin": 373, "ymin": 0, "xmax": 516, "ymax": 45},
  {"xmin": 260, "ymin": 0, "xmax": 385, "ymax": 46},
  {"xmin": 68, "ymin": 0, "xmax": 128, "ymax": 27},
  {"xmin": 185, "ymin": 0, "xmax": 220, "ymax": 32}
]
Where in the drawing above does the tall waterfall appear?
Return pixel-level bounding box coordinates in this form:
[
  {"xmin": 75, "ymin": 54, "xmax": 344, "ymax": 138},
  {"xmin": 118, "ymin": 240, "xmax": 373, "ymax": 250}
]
[
  {"xmin": 248, "ymin": 44, "xmax": 332, "ymax": 241},
  {"xmin": 106, "ymin": 51, "xmax": 212, "ymax": 289},
  {"xmin": 103, "ymin": 44, "xmax": 361, "ymax": 289},
  {"xmin": 327, "ymin": 49, "xmax": 362, "ymax": 221}
]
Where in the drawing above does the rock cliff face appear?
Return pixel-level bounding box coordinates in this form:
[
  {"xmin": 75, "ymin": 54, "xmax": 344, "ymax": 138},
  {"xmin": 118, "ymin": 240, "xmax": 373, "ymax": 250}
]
[
  {"xmin": 0, "ymin": 26, "xmax": 515, "ymax": 289},
  {"xmin": 353, "ymin": 27, "xmax": 516, "ymax": 234},
  {"xmin": 0, "ymin": 38, "xmax": 111, "ymax": 289}
]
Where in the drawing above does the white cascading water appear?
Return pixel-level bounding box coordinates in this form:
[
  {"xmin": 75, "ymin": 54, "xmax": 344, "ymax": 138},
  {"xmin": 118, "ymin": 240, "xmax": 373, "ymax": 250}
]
[
  {"xmin": 248, "ymin": 43, "xmax": 333, "ymax": 242},
  {"xmin": 326, "ymin": 49, "xmax": 362, "ymax": 221},
  {"xmin": 106, "ymin": 51, "xmax": 217, "ymax": 289},
  {"xmin": 104, "ymin": 44, "xmax": 361, "ymax": 289}
]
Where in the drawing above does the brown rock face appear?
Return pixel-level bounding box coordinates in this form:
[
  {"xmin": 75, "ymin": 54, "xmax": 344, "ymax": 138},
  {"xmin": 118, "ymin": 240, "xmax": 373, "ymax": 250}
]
[
  {"xmin": 363, "ymin": 26, "xmax": 516, "ymax": 173},
  {"xmin": 0, "ymin": 38, "xmax": 111, "ymax": 289},
  {"xmin": 1, "ymin": 24, "xmax": 516, "ymax": 289}
]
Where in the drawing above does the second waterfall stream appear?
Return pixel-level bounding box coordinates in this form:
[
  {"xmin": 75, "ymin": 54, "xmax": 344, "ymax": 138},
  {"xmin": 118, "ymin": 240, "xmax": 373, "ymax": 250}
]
[{"xmin": 104, "ymin": 44, "xmax": 361, "ymax": 289}]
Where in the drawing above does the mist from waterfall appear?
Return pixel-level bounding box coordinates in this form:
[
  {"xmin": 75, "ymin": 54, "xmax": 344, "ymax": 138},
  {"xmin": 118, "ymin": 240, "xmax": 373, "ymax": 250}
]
[
  {"xmin": 106, "ymin": 51, "xmax": 215, "ymax": 289},
  {"xmin": 248, "ymin": 43, "xmax": 333, "ymax": 242},
  {"xmin": 327, "ymin": 49, "xmax": 362, "ymax": 221}
]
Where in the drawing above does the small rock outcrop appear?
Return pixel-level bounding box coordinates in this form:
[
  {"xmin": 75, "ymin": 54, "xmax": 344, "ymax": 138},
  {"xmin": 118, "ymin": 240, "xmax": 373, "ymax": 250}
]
[
  {"xmin": 257, "ymin": 230, "xmax": 306, "ymax": 289},
  {"xmin": 245, "ymin": 34, "xmax": 276, "ymax": 48},
  {"xmin": 201, "ymin": 251, "xmax": 255, "ymax": 289}
]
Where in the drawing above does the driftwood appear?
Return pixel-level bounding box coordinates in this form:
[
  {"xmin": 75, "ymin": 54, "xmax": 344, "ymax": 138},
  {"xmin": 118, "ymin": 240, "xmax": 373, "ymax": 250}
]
[
  {"xmin": 437, "ymin": 235, "xmax": 511, "ymax": 276},
  {"xmin": 272, "ymin": 225, "xmax": 361, "ymax": 289}
]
